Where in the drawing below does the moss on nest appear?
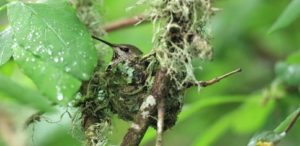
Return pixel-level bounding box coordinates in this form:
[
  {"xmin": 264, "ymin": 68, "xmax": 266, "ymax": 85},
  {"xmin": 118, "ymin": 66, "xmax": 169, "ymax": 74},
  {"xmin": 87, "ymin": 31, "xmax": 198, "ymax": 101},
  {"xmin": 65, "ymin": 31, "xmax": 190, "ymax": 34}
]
[
  {"xmin": 130, "ymin": 0, "xmax": 214, "ymax": 130},
  {"xmin": 142, "ymin": 0, "xmax": 214, "ymax": 88}
]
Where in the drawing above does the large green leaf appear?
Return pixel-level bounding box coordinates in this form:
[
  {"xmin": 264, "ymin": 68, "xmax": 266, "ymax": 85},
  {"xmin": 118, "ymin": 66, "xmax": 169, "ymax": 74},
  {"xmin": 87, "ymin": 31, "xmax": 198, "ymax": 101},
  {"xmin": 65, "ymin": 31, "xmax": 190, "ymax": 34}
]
[
  {"xmin": 7, "ymin": 1, "xmax": 97, "ymax": 103},
  {"xmin": 0, "ymin": 74, "xmax": 52, "ymax": 111},
  {"xmin": 0, "ymin": 27, "xmax": 13, "ymax": 66},
  {"xmin": 7, "ymin": 1, "xmax": 97, "ymax": 80},
  {"xmin": 13, "ymin": 45, "xmax": 81, "ymax": 103},
  {"xmin": 269, "ymin": 0, "xmax": 300, "ymax": 33}
]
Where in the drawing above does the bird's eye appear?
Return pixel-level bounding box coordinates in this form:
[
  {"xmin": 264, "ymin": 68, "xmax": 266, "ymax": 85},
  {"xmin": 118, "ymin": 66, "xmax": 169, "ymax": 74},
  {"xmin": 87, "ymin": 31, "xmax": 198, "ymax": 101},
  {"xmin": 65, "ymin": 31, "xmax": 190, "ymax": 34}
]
[{"xmin": 121, "ymin": 47, "xmax": 129, "ymax": 52}]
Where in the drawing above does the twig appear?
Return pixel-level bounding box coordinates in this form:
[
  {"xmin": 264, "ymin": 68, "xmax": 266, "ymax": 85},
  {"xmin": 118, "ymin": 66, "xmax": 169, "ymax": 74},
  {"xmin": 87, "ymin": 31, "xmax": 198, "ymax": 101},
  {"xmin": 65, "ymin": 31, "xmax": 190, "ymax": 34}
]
[
  {"xmin": 103, "ymin": 15, "xmax": 147, "ymax": 32},
  {"xmin": 156, "ymin": 95, "xmax": 165, "ymax": 146},
  {"xmin": 24, "ymin": 111, "xmax": 44, "ymax": 129},
  {"xmin": 121, "ymin": 69, "xmax": 169, "ymax": 146},
  {"xmin": 185, "ymin": 68, "xmax": 242, "ymax": 88}
]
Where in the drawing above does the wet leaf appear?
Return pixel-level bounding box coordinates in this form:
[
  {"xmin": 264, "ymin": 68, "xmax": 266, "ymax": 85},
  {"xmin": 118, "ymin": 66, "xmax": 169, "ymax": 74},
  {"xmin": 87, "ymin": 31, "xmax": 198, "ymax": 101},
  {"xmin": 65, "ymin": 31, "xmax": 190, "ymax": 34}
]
[
  {"xmin": 6, "ymin": 1, "xmax": 97, "ymax": 103},
  {"xmin": 13, "ymin": 45, "xmax": 81, "ymax": 103},
  {"xmin": 7, "ymin": 1, "xmax": 97, "ymax": 80},
  {"xmin": 0, "ymin": 27, "xmax": 13, "ymax": 66}
]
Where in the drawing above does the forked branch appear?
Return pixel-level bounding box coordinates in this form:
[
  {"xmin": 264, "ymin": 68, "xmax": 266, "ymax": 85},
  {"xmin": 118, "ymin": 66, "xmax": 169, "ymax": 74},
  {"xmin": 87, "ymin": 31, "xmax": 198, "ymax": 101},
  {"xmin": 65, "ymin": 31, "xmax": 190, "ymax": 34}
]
[{"xmin": 121, "ymin": 68, "xmax": 242, "ymax": 146}]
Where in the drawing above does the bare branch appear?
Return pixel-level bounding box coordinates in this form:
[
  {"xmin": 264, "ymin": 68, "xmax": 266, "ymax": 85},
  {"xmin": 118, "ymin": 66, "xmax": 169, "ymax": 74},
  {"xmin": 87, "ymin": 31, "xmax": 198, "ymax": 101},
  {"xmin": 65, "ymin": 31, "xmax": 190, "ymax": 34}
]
[
  {"xmin": 103, "ymin": 15, "xmax": 147, "ymax": 32},
  {"xmin": 185, "ymin": 68, "xmax": 242, "ymax": 88}
]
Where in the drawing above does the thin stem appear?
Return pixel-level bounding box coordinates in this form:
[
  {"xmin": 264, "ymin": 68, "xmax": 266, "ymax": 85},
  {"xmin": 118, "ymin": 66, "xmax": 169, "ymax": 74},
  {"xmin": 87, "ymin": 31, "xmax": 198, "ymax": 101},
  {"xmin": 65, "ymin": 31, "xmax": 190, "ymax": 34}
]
[{"xmin": 185, "ymin": 68, "xmax": 242, "ymax": 88}]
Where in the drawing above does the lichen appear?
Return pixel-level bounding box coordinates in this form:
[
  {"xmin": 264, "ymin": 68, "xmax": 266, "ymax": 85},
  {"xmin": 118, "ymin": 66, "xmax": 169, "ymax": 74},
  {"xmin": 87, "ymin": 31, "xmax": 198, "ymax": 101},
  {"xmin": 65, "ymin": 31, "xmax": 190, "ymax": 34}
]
[
  {"xmin": 114, "ymin": 61, "xmax": 135, "ymax": 84},
  {"xmin": 85, "ymin": 122, "xmax": 112, "ymax": 146},
  {"xmin": 140, "ymin": 95, "xmax": 156, "ymax": 110},
  {"xmin": 137, "ymin": 0, "xmax": 214, "ymax": 89},
  {"xmin": 131, "ymin": 123, "xmax": 141, "ymax": 130}
]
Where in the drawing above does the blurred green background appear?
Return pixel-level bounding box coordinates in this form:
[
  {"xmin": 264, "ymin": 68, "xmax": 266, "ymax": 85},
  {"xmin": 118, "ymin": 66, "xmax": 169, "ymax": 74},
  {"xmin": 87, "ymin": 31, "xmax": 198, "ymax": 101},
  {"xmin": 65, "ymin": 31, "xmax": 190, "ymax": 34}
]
[{"xmin": 0, "ymin": 0, "xmax": 299, "ymax": 146}]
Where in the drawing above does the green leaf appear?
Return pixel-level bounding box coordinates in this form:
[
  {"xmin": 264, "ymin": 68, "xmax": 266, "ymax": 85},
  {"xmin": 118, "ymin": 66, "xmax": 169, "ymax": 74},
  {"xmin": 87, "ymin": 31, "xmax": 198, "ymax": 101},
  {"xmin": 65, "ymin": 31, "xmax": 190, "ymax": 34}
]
[
  {"xmin": 269, "ymin": 0, "xmax": 300, "ymax": 33},
  {"xmin": 7, "ymin": 1, "xmax": 97, "ymax": 80},
  {"xmin": 275, "ymin": 62, "xmax": 300, "ymax": 86},
  {"xmin": 0, "ymin": 74, "xmax": 52, "ymax": 111},
  {"xmin": 274, "ymin": 108, "xmax": 300, "ymax": 133},
  {"xmin": 7, "ymin": 1, "xmax": 98, "ymax": 103},
  {"xmin": 0, "ymin": 27, "xmax": 13, "ymax": 66},
  {"xmin": 13, "ymin": 45, "xmax": 81, "ymax": 103}
]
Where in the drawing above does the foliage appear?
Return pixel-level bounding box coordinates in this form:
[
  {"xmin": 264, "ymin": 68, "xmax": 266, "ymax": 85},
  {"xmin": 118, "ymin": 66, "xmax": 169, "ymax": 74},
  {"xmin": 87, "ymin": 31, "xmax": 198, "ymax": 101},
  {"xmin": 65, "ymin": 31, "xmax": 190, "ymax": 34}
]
[{"xmin": 2, "ymin": 1, "xmax": 97, "ymax": 104}]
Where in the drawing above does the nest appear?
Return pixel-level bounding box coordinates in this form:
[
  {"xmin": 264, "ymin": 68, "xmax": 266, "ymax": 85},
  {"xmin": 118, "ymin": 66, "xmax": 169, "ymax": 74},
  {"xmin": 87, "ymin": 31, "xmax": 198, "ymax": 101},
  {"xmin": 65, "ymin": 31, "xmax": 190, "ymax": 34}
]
[{"xmin": 73, "ymin": 0, "xmax": 214, "ymax": 145}]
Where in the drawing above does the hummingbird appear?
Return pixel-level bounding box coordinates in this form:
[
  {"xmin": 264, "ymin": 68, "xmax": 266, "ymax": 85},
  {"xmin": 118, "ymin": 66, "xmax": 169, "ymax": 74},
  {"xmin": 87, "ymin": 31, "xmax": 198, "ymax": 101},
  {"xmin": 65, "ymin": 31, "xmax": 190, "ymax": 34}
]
[
  {"xmin": 92, "ymin": 36, "xmax": 143, "ymax": 70},
  {"xmin": 78, "ymin": 37, "xmax": 154, "ymax": 146},
  {"xmin": 92, "ymin": 36, "xmax": 150, "ymax": 121}
]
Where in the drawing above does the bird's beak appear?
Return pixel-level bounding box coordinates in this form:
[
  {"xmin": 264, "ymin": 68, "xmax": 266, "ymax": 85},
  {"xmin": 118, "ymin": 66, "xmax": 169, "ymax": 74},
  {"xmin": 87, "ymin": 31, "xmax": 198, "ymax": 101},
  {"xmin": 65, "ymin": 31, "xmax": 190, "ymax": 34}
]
[{"xmin": 92, "ymin": 36, "xmax": 117, "ymax": 48}]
